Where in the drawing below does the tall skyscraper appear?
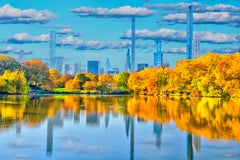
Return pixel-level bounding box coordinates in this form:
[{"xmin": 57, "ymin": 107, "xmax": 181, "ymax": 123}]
[
  {"xmin": 50, "ymin": 30, "xmax": 56, "ymax": 68},
  {"xmin": 131, "ymin": 18, "xmax": 135, "ymax": 72},
  {"xmin": 153, "ymin": 40, "xmax": 162, "ymax": 67},
  {"xmin": 193, "ymin": 35, "xmax": 200, "ymax": 58},
  {"xmin": 18, "ymin": 50, "xmax": 24, "ymax": 63},
  {"xmin": 125, "ymin": 49, "xmax": 131, "ymax": 72},
  {"xmin": 186, "ymin": 5, "xmax": 193, "ymax": 59},
  {"xmin": 87, "ymin": 60, "xmax": 100, "ymax": 74},
  {"xmin": 75, "ymin": 62, "xmax": 81, "ymax": 74},
  {"xmin": 105, "ymin": 57, "xmax": 111, "ymax": 73},
  {"xmin": 52, "ymin": 56, "xmax": 65, "ymax": 74}
]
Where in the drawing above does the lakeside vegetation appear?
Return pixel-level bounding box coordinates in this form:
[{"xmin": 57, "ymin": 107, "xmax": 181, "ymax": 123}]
[{"xmin": 0, "ymin": 52, "xmax": 240, "ymax": 97}]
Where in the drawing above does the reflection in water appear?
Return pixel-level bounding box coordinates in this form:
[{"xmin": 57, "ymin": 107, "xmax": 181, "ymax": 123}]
[
  {"xmin": 47, "ymin": 110, "xmax": 63, "ymax": 156},
  {"xmin": 0, "ymin": 95, "xmax": 240, "ymax": 159},
  {"xmin": 153, "ymin": 122, "xmax": 162, "ymax": 149}
]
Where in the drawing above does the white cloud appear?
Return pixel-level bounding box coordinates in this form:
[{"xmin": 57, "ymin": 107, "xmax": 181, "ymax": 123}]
[
  {"xmin": 159, "ymin": 12, "xmax": 240, "ymax": 25},
  {"xmin": 146, "ymin": 2, "xmax": 240, "ymax": 12},
  {"xmin": 0, "ymin": 4, "xmax": 55, "ymax": 24},
  {"xmin": 122, "ymin": 28, "xmax": 240, "ymax": 44},
  {"xmin": 70, "ymin": 5, "xmax": 156, "ymax": 18},
  {"xmin": 163, "ymin": 47, "xmax": 186, "ymax": 54},
  {"xmin": 56, "ymin": 27, "xmax": 82, "ymax": 37},
  {"xmin": 5, "ymin": 32, "xmax": 50, "ymax": 43},
  {"xmin": 212, "ymin": 46, "xmax": 240, "ymax": 53},
  {"xmin": 0, "ymin": 46, "xmax": 14, "ymax": 53},
  {"xmin": 57, "ymin": 36, "xmax": 147, "ymax": 50}
]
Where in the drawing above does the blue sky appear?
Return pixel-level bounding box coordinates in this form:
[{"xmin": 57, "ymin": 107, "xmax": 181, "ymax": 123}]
[{"xmin": 0, "ymin": 0, "xmax": 239, "ymax": 71}]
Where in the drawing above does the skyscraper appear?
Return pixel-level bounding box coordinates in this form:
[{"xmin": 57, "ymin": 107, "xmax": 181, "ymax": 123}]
[
  {"xmin": 87, "ymin": 60, "xmax": 100, "ymax": 74},
  {"xmin": 193, "ymin": 35, "xmax": 200, "ymax": 58},
  {"xmin": 125, "ymin": 49, "xmax": 131, "ymax": 72},
  {"xmin": 130, "ymin": 18, "xmax": 135, "ymax": 72},
  {"xmin": 50, "ymin": 30, "xmax": 56, "ymax": 68},
  {"xmin": 105, "ymin": 57, "xmax": 111, "ymax": 73},
  {"xmin": 52, "ymin": 56, "xmax": 65, "ymax": 74},
  {"xmin": 186, "ymin": 5, "xmax": 193, "ymax": 59},
  {"xmin": 18, "ymin": 50, "xmax": 24, "ymax": 63},
  {"xmin": 153, "ymin": 40, "xmax": 162, "ymax": 67}
]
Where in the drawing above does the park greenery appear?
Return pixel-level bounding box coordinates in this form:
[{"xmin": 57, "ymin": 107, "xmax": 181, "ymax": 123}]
[{"xmin": 0, "ymin": 52, "xmax": 240, "ymax": 97}]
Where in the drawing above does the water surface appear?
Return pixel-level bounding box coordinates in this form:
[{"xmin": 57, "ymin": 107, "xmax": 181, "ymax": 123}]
[{"xmin": 0, "ymin": 95, "xmax": 240, "ymax": 160}]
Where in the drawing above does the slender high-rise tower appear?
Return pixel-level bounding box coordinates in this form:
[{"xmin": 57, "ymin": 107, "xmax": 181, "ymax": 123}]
[
  {"xmin": 131, "ymin": 18, "xmax": 135, "ymax": 72},
  {"xmin": 125, "ymin": 49, "xmax": 131, "ymax": 72},
  {"xmin": 156, "ymin": 40, "xmax": 162, "ymax": 67},
  {"xmin": 193, "ymin": 34, "xmax": 200, "ymax": 58},
  {"xmin": 105, "ymin": 57, "xmax": 111, "ymax": 73},
  {"xmin": 186, "ymin": 5, "xmax": 193, "ymax": 59},
  {"xmin": 18, "ymin": 50, "xmax": 24, "ymax": 63},
  {"xmin": 50, "ymin": 30, "xmax": 56, "ymax": 68}
]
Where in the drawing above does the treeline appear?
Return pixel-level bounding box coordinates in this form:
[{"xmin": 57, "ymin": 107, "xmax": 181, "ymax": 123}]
[{"xmin": 0, "ymin": 52, "xmax": 240, "ymax": 97}]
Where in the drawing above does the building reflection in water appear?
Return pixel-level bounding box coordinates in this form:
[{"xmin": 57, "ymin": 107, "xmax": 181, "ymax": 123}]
[
  {"xmin": 46, "ymin": 110, "xmax": 63, "ymax": 157},
  {"xmin": 187, "ymin": 134, "xmax": 201, "ymax": 160},
  {"xmin": 153, "ymin": 122, "xmax": 162, "ymax": 149},
  {"xmin": 86, "ymin": 113, "xmax": 100, "ymax": 127},
  {"xmin": 130, "ymin": 117, "xmax": 135, "ymax": 160},
  {"xmin": 105, "ymin": 113, "xmax": 110, "ymax": 128}
]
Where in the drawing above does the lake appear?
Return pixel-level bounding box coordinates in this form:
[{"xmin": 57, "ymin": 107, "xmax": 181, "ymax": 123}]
[{"xmin": 0, "ymin": 95, "xmax": 240, "ymax": 160}]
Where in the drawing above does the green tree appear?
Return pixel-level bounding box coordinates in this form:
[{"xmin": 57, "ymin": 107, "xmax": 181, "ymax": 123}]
[{"xmin": 0, "ymin": 54, "xmax": 21, "ymax": 75}]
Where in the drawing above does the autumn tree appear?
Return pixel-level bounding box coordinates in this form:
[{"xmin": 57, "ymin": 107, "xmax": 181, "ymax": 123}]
[
  {"xmin": 58, "ymin": 73, "xmax": 73, "ymax": 88},
  {"xmin": 97, "ymin": 74, "xmax": 117, "ymax": 92},
  {"xmin": 0, "ymin": 70, "xmax": 29, "ymax": 94},
  {"xmin": 0, "ymin": 54, "xmax": 21, "ymax": 75},
  {"xmin": 49, "ymin": 68, "xmax": 60, "ymax": 88},
  {"xmin": 115, "ymin": 72, "xmax": 130, "ymax": 92},
  {"xmin": 21, "ymin": 59, "xmax": 50, "ymax": 89}
]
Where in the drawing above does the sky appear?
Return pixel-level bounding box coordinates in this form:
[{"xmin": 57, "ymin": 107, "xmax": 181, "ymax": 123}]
[{"xmin": 0, "ymin": 0, "xmax": 239, "ymax": 71}]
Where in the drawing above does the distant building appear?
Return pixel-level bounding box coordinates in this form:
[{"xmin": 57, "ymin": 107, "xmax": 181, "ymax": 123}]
[
  {"xmin": 87, "ymin": 60, "xmax": 100, "ymax": 74},
  {"xmin": 65, "ymin": 64, "xmax": 75, "ymax": 75},
  {"xmin": 137, "ymin": 63, "xmax": 148, "ymax": 71},
  {"xmin": 162, "ymin": 62, "xmax": 170, "ymax": 68},
  {"xmin": 105, "ymin": 57, "xmax": 111, "ymax": 73},
  {"xmin": 153, "ymin": 40, "xmax": 162, "ymax": 67},
  {"xmin": 125, "ymin": 49, "xmax": 131, "ymax": 72},
  {"xmin": 52, "ymin": 56, "xmax": 65, "ymax": 74},
  {"xmin": 18, "ymin": 50, "xmax": 24, "ymax": 63},
  {"xmin": 74, "ymin": 62, "xmax": 81, "ymax": 74},
  {"xmin": 49, "ymin": 30, "xmax": 56, "ymax": 68},
  {"xmin": 107, "ymin": 67, "xmax": 119, "ymax": 76}
]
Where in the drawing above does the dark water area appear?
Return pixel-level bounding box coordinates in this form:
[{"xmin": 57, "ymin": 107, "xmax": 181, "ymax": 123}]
[{"xmin": 0, "ymin": 95, "xmax": 240, "ymax": 160}]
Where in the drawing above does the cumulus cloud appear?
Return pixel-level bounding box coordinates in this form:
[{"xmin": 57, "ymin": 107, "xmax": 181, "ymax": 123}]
[
  {"xmin": 70, "ymin": 5, "xmax": 156, "ymax": 18},
  {"xmin": 0, "ymin": 46, "xmax": 33, "ymax": 54},
  {"xmin": 0, "ymin": 46, "xmax": 14, "ymax": 53},
  {"xmin": 162, "ymin": 47, "xmax": 186, "ymax": 54},
  {"xmin": 159, "ymin": 12, "xmax": 240, "ymax": 26},
  {"xmin": 122, "ymin": 28, "xmax": 240, "ymax": 44},
  {"xmin": 5, "ymin": 32, "xmax": 50, "ymax": 44},
  {"xmin": 57, "ymin": 36, "xmax": 148, "ymax": 50},
  {"xmin": 56, "ymin": 27, "xmax": 81, "ymax": 37},
  {"xmin": 212, "ymin": 46, "xmax": 240, "ymax": 53},
  {"xmin": 0, "ymin": 4, "xmax": 55, "ymax": 24},
  {"xmin": 146, "ymin": 2, "xmax": 240, "ymax": 13}
]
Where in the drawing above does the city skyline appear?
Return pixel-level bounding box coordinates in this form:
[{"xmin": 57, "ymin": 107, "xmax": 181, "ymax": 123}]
[{"xmin": 0, "ymin": 0, "xmax": 239, "ymax": 71}]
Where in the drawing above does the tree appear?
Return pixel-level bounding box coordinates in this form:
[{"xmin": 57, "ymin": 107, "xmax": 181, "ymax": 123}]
[
  {"xmin": 116, "ymin": 72, "xmax": 130, "ymax": 92},
  {"xmin": 65, "ymin": 79, "xmax": 80, "ymax": 91},
  {"xmin": 74, "ymin": 72, "xmax": 91, "ymax": 89},
  {"xmin": 97, "ymin": 74, "xmax": 117, "ymax": 92},
  {"xmin": 0, "ymin": 70, "xmax": 29, "ymax": 94},
  {"xmin": 49, "ymin": 68, "xmax": 60, "ymax": 88},
  {"xmin": 21, "ymin": 59, "xmax": 50, "ymax": 89},
  {"xmin": 0, "ymin": 54, "xmax": 21, "ymax": 75},
  {"xmin": 58, "ymin": 73, "xmax": 73, "ymax": 88}
]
